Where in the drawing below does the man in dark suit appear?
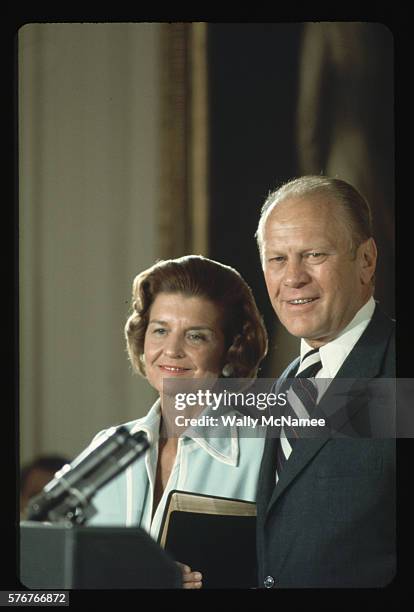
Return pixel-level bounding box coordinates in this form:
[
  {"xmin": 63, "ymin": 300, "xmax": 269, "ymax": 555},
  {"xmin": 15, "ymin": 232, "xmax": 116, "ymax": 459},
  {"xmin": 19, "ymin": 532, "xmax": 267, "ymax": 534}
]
[{"xmin": 255, "ymin": 176, "xmax": 395, "ymax": 588}]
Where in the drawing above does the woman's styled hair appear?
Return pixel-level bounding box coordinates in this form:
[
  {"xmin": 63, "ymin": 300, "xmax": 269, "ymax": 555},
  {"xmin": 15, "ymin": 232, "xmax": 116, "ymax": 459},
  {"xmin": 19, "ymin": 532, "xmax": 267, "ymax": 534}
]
[{"xmin": 125, "ymin": 255, "xmax": 268, "ymax": 379}]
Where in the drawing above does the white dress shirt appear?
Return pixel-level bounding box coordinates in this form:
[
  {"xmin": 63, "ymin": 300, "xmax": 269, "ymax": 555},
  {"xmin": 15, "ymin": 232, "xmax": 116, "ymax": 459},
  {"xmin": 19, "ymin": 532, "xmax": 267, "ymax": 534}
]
[{"xmin": 300, "ymin": 297, "xmax": 376, "ymax": 398}]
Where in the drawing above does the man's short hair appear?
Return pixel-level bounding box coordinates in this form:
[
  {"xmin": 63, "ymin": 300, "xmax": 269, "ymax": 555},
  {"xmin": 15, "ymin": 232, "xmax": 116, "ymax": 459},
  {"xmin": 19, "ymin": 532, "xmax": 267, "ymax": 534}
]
[{"xmin": 255, "ymin": 175, "xmax": 374, "ymax": 262}]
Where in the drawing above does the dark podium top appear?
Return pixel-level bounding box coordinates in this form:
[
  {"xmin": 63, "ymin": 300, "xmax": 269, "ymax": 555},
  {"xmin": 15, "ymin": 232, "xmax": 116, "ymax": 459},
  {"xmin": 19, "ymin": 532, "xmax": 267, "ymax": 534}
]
[{"xmin": 20, "ymin": 521, "xmax": 181, "ymax": 589}]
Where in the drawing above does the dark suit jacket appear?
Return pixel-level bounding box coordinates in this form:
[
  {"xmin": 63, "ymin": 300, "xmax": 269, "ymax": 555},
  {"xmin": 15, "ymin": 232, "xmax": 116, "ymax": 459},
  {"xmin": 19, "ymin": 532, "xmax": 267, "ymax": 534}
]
[{"xmin": 256, "ymin": 304, "xmax": 395, "ymax": 588}]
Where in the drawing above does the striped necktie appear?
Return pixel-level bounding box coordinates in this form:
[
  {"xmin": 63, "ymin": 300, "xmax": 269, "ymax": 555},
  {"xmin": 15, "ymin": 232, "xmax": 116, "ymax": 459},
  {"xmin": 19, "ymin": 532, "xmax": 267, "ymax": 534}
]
[{"xmin": 275, "ymin": 348, "xmax": 322, "ymax": 483}]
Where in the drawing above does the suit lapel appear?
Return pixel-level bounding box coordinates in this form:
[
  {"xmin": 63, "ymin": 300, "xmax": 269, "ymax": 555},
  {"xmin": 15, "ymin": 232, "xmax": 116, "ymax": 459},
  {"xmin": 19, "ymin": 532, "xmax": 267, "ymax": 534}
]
[
  {"xmin": 256, "ymin": 437, "xmax": 278, "ymax": 515},
  {"xmin": 265, "ymin": 435, "xmax": 330, "ymax": 514},
  {"xmin": 264, "ymin": 304, "xmax": 394, "ymax": 518},
  {"xmin": 333, "ymin": 304, "xmax": 394, "ymax": 379},
  {"xmin": 257, "ymin": 359, "xmax": 298, "ymax": 514}
]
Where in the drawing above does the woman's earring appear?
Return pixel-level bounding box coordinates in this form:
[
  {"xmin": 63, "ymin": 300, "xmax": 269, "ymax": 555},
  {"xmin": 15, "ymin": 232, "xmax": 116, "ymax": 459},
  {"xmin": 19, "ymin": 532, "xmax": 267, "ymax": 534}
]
[{"xmin": 222, "ymin": 363, "xmax": 233, "ymax": 377}]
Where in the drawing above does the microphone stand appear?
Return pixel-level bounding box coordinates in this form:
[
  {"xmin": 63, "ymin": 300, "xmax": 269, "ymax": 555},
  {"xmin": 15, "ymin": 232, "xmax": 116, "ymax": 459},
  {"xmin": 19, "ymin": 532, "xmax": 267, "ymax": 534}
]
[{"xmin": 26, "ymin": 426, "xmax": 149, "ymax": 526}]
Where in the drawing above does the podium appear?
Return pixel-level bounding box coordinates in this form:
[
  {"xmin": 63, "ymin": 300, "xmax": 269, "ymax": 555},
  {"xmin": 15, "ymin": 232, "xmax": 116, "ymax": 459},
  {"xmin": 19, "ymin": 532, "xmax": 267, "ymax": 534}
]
[{"xmin": 20, "ymin": 521, "xmax": 182, "ymax": 589}]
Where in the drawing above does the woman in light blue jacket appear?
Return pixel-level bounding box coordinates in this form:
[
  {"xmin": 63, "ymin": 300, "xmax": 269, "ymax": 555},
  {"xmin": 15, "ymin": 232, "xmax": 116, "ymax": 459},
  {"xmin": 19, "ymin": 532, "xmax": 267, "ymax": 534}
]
[{"xmin": 89, "ymin": 255, "xmax": 268, "ymax": 586}]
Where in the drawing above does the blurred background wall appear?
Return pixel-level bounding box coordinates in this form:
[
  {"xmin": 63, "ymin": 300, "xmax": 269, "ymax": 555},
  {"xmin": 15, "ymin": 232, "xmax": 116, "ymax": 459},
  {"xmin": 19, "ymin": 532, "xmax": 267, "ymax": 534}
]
[
  {"xmin": 19, "ymin": 24, "xmax": 160, "ymax": 462},
  {"xmin": 19, "ymin": 22, "xmax": 394, "ymax": 464}
]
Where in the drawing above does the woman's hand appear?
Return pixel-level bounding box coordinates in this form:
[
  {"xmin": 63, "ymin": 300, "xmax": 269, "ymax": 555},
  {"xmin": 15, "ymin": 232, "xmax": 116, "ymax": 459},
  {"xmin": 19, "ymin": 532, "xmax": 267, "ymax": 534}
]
[{"xmin": 176, "ymin": 561, "xmax": 203, "ymax": 589}]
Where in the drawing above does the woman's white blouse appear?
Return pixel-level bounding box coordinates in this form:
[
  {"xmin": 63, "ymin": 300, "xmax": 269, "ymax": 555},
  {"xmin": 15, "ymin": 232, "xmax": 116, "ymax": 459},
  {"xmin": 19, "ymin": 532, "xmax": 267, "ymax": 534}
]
[{"xmin": 88, "ymin": 398, "xmax": 265, "ymax": 541}]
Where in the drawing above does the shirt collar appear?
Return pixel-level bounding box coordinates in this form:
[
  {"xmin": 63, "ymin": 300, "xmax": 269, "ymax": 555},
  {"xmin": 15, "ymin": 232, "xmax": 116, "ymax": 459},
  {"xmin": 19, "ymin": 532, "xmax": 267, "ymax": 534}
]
[
  {"xmin": 129, "ymin": 397, "xmax": 162, "ymax": 445},
  {"xmin": 129, "ymin": 397, "xmax": 238, "ymax": 466},
  {"xmin": 300, "ymin": 297, "xmax": 376, "ymax": 378}
]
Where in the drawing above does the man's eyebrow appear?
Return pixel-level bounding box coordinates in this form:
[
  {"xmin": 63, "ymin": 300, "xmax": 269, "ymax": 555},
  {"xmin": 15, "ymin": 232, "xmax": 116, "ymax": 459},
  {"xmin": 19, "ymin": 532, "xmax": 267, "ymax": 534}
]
[
  {"xmin": 265, "ymin": 243, "xmax": 334, "ymax": 252},
  {"xmin": 302, "ymin": 245, "xmax": 333, "ymax": 251}
]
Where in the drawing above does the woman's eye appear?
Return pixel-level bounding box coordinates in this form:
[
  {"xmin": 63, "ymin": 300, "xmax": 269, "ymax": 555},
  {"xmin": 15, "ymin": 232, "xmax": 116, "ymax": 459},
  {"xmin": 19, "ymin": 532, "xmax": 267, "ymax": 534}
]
[{"xmin": 153, "ymin": 328, "xmax": 167, "ymax": 335}]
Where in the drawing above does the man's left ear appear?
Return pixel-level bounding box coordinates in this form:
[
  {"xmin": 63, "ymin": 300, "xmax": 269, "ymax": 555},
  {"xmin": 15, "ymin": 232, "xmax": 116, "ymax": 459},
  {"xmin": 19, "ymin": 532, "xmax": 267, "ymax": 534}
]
[{"xmin": 359, "ymin": 238, "xmax": 377, "ymax": 285}]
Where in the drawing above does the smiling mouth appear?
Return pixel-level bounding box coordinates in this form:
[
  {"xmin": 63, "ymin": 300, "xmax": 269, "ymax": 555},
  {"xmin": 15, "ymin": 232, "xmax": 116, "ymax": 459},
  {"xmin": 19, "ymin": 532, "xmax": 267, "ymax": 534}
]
[
  {"xmin": 159, "ymin": 365, "xmax": 192, "ymax": 373},
  {"xmin": 286, "ymin": 298, "xmax": 318, "ymax": 305}
]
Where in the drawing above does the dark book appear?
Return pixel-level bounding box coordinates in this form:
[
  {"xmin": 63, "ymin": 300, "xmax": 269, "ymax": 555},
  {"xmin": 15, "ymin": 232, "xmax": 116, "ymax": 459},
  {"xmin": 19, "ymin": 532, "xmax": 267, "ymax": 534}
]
[{"xmin": 158, "ymin": 490, "xmax": 257, "ymax": 589}]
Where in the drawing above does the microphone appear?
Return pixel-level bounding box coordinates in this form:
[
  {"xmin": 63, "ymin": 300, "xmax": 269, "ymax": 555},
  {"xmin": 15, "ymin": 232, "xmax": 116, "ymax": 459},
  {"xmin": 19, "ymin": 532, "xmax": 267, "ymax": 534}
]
[{"xmin": 26, "ymin": 426, "xmax": 149, "ymax": 524}]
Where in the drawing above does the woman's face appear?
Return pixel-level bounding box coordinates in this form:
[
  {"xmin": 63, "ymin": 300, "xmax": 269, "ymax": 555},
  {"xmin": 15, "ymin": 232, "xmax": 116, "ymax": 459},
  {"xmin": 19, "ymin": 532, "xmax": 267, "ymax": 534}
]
[{"xmin": 143, "ymin": 292, "xmax": 227, "ymax": 395}]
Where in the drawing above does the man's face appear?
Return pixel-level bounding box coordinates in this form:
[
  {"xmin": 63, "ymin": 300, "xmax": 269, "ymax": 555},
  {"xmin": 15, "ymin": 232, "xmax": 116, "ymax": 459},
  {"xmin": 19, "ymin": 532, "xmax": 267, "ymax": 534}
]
[{"xmin": 261, "ymin": 196, "xmax": 376, "ymax": 347}]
